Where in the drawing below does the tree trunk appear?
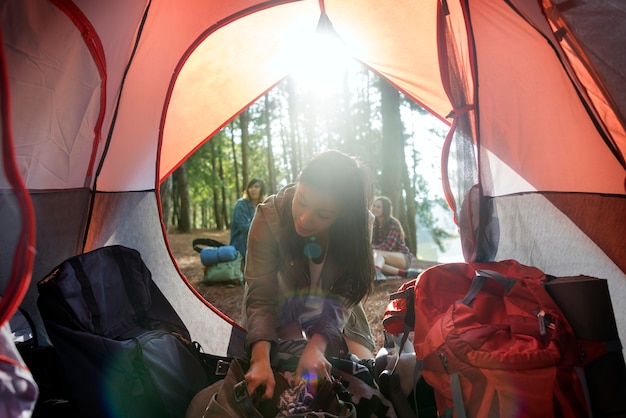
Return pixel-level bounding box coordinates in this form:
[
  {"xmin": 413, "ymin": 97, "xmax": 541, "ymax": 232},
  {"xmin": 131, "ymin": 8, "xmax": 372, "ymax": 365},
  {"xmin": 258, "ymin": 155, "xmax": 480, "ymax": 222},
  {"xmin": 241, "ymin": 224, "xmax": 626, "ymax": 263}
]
[
  {"xmin": 402, "ymin": 157, "xmax": 418, "ymax": 254},
  {"xmin": 287, "ymin": 77, "xmax": 301, "ymax": 180},
  {"xmin": 304, "ymin": 101, "xmax": 316, "ymax": 160},
  {"xmin": 380, "ymin": 78, "xmax": 414, "ymax": 250},
  {"xmin": 209, "ymin": 139, "xmax": 223, "ymax": 229},
  {"xmin": 280, "ymin": 102, "xmax": 292, "ymax": 183},
  {"xmin": 342, "ymin": 72, "xmax": 355, "ymax": 155},
  {"xmin": 159, "ymin": 176, "xmax": 172, "ymax": 231},
  {"xmin": 173, "ymin": 163, "xmax": 191, "ymax": 232},
  {"xmin": 192, "ymin": 203, "xmax": 197, "ymax": 229},
  {"xmin": 229, "ymin": 123, "xmax": 240, "ymax": 198},
  {"xmin": 201, "ymin": 203, "xmax": 208, "ymax": 229},
  {"xmin": 264, "ymin": 94, "xmax": 277, "ymax": 194},
  {"xmin": 218, "ymin": 136, "xmax": 229, "ymax": 228},
  {"xmin": 240, "ymin": 109, "xmax": 250, "ymax": 191}
]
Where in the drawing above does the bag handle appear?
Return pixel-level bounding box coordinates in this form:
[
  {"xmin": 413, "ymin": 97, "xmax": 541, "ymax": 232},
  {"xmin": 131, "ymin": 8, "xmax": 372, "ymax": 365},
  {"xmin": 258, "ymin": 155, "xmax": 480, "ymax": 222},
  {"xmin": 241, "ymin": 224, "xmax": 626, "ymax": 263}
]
[
  {"xmin": 388, "ymin": 285, "xmax": 416, "ymax": 328},
  {"xmin": 16, "ymin": 307, "xmax": 39, "ymax": 348},
  {"xmin": 68, "ymin": 257, "xmax": 102, "ymax": 335},
  {"xmin": 111, "ymin": 246, "xmax": 149, "ymax": 324},
  {"xmin": 192, "ymin": 238, "xmax": 225, "ymax": 253},
  {"xmin": 66, "ymin": 246, "xmax": 153, "ymax": 336},
  {"xmin": 461, "ymin": 269, "xmax": 517, "ymax": 306}
]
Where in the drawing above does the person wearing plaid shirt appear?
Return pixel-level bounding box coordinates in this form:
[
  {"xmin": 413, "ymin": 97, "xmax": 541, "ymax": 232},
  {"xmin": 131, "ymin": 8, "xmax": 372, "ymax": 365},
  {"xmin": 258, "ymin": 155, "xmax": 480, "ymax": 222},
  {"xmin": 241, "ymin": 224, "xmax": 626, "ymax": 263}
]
[{"xmin": 371, "ymin": 196, "xmax": 421, "ymax": 279}]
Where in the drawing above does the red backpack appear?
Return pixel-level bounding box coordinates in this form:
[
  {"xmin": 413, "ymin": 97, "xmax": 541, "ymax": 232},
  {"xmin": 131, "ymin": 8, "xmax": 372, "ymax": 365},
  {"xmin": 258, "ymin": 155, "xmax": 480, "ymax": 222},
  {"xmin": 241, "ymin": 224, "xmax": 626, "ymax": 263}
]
[{"xmin": 383, "ymin": 260, "xmax": 603, "ymax": 418}]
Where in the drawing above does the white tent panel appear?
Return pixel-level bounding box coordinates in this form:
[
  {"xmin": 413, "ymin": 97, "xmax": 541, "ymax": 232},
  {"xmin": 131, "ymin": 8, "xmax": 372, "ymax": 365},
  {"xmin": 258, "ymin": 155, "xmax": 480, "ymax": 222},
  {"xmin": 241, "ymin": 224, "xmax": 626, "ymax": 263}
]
[
  {"xmin": 4, "ymin": 0, "xmax": 100, "ymax": 190},
  {"xmin": 481, "ymin": 149, "xmax": 535, "ymax": 196},
  {"xmin": 73, "ymin": 0, "xmax": 150, "ymax": 189},
  {"xmin": 493, "ymin": 194, "xmax": 626, "ymax": 355}
]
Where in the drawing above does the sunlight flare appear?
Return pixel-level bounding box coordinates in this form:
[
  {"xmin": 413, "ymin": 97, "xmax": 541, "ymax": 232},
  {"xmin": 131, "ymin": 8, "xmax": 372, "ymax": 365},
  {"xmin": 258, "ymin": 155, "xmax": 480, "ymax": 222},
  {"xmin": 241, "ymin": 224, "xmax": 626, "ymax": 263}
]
[{"xmin": 280, "ymin": 14, "xmax": 354, "ymax": 95}]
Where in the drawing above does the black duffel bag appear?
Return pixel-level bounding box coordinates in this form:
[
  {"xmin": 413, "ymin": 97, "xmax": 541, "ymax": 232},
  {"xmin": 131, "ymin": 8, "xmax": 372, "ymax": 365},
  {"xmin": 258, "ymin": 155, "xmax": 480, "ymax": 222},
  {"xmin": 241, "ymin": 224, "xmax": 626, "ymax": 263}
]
[{"xmin": 37, "ymin": 245, "xmax": 213, "ymax": 418}]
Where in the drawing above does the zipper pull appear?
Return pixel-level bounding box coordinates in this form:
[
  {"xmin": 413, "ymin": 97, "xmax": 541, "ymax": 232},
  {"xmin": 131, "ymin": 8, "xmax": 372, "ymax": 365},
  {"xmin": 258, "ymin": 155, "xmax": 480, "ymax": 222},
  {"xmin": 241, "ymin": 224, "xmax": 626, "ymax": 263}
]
[
  {"xmin": 537, "ymin": 309, "xmax": 546, "ymax": 335},
  {"xmin": 438, "ymin": 351, "xmax": 448, "ymax": 371}
]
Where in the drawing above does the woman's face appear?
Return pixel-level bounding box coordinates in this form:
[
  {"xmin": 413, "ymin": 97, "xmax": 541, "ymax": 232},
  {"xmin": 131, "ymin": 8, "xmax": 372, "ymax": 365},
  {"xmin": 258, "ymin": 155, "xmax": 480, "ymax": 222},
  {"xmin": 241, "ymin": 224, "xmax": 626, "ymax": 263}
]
[
  {"xmin": 248, "ymin": 182, "xmax": 262, "ymax": 201},
  {"xmin": 371, "ymin": 200, "xmax": 384, "ymax": 218},
  {"xmin": 292, "ymin": 182, "xmax": 339, "ymax": 238}
]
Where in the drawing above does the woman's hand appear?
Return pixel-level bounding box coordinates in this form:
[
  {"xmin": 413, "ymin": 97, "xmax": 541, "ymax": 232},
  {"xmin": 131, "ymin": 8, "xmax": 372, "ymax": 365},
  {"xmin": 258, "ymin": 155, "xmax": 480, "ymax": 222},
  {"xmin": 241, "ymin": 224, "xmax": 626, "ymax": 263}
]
[
  {"xmin": 295, "ymin": 334, "xmax": 331, "ymax": 393},
  {"xmin": 245, "ymin": 341, "xmax": 275, "ymax": 399}
]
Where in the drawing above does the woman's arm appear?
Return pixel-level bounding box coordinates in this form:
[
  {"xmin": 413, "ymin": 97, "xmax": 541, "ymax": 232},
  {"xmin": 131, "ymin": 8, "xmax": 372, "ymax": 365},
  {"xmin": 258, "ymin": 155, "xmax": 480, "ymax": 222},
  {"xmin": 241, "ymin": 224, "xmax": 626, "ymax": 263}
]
[
  {"xmin": 305, "ymin": 296, "xmax": 350, "ymax": 356},
  {"xmin": 231, "ymin": 199, "xmax": 252, "ymax": 233},
  {"xmin": 296, "ymin": 333, "xmax": 331, "ymax": 388},
  {"xmin": 245, "ymin": 340, "xmax": 275, "ymax": 398},
  {"xmin": 243, "ymin": 206, "xmax": 281, "ymax": 347},
  {"xmin": 297, "ymin": 297, "xmax": 351, "ymax": 389},
  {"xmin": 243, "ymin": 205, "xmax": 282, "ymax": 398}
]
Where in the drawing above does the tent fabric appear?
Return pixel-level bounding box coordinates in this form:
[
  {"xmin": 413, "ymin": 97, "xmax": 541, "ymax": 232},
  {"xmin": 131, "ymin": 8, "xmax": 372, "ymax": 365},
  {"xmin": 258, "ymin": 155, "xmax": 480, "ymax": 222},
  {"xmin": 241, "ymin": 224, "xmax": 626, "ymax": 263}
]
[
  {"xmin": 14, "ymin": 189, "xmax": 91, "ymax": 347},
  {"xmin": 1, "ymin": 0, "xmax": 625, "ymax": 369},
  {"xmin": 541, "ymin": 1, "xmax": 626, "ymax": 161},
  {"xmin": 2, "ymin": 0, "xmax": 103, "ymax": 190},
  {"xmin": 473, "ymin": 0, "xmax": 624, "ymax": 196}
]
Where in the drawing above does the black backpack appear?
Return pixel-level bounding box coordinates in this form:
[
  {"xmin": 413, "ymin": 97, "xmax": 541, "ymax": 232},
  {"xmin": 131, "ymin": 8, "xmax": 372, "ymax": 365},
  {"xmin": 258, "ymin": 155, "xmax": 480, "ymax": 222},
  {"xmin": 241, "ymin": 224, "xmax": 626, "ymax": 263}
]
[{"xmin": 37, "ymin": 245, "xmax": 213, "ymax": 418}]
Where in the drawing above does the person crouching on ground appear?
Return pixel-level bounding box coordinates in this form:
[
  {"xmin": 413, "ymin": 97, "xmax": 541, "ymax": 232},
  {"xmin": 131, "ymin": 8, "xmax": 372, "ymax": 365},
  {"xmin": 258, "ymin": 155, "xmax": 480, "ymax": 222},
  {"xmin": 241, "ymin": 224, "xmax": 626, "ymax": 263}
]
[{"xmin": 242, "ymin": 150, "xmax": 376, "ymax": 400}]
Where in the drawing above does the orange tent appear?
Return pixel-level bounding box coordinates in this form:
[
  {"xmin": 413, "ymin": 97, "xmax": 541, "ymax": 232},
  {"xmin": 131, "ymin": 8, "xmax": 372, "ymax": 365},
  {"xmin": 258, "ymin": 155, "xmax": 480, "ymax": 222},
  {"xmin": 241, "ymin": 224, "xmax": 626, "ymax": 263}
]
[{"xmin": 1, "ymin": 0, "xmax": 625, "ymax": 396}]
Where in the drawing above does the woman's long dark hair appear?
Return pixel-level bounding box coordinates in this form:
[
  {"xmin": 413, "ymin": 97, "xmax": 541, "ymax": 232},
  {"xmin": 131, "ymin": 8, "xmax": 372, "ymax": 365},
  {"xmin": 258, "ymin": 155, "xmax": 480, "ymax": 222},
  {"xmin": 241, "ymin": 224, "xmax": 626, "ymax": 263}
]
[
  {"xmin": 283, "ymin": 150, "xmax": 375, "ymax": 306},
  {"xmin": 243, "ymin": 178, "xmax": 266, "ymax": 203}
]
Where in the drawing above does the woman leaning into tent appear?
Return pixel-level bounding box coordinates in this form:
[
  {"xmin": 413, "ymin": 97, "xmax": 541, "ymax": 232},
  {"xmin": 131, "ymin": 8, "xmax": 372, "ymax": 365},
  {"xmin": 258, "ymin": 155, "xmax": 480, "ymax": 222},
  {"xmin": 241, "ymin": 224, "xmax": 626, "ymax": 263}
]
[{"xmin": 242, "ymin": 150, "xmax": 376, "ymax": 400}]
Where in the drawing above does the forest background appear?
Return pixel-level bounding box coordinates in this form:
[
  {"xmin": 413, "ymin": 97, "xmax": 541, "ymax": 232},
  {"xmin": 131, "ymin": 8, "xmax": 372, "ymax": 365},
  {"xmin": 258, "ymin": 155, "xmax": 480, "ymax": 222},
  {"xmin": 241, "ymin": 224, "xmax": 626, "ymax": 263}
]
[{"xmin": 159, "ymin": 62, "xmax": 459, "ymax": 260}]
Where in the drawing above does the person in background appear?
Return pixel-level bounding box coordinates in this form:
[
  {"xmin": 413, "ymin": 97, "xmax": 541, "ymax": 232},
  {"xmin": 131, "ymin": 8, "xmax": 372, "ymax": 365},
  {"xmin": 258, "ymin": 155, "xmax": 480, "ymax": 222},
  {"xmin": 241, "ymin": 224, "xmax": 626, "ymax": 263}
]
[
  {"xmin": 371, "ymin": 196, "xmax": 421, "ymax": 279},
  {"xmin": 242, "ymin": 150, "xmax": 376, "ymax": 400},
  {"xmin": 229, "ymin": 178, "xmax": 266, "ymax": 262}
]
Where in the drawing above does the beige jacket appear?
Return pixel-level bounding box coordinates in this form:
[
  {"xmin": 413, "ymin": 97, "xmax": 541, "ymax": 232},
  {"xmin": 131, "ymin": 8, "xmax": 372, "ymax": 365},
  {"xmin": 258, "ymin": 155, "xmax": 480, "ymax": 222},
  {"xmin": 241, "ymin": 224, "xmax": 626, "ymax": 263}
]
[{"xmin": 243, "ymin": 185, "xmax": 370, "ymax": 354}]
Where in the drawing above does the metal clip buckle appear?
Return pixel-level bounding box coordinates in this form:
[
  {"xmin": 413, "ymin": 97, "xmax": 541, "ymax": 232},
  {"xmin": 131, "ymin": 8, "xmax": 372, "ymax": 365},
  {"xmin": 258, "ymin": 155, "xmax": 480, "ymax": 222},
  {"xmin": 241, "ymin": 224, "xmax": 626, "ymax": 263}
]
[
  {"xmin": 216, "ymin": 359, "xmax": 231, "ymax": 375},
  {"xmin": 233, "ymin": 380, "xmax": 248, "ymax": 402}
]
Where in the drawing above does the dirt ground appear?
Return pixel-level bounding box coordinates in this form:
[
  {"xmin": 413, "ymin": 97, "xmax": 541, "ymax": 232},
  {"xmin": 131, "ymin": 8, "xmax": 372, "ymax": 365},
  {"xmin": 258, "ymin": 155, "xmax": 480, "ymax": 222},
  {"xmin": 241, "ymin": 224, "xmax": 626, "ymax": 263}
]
[{"xmin": 167, "ymin": 228, "xmax": 437, "ymax": 353}]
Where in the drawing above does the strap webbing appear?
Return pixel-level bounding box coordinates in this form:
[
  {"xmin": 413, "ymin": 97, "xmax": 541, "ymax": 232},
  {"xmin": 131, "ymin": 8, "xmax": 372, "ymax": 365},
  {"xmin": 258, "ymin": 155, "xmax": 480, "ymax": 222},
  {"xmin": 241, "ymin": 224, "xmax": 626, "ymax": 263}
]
[
  {"xmin": 574, "ymin": 366, "xmax": 594, "ymax": 418},
  {"xmin": 388, "ymin": 372, "xmax": 418, "ymax": 418},
  {"xmin": 462, "ymin": 270, "xmax": 517, "ymax": 306},
  {"xmin": 69, "ymin": 257, "xmax": 102, "ymax": 335},
  {"xmin": 111, "ymin": 246, "xmax": 148, "ymax": 322},
  {"xmin": 450, "ymin": 372, "xmax": 467, "ymax": 418}
]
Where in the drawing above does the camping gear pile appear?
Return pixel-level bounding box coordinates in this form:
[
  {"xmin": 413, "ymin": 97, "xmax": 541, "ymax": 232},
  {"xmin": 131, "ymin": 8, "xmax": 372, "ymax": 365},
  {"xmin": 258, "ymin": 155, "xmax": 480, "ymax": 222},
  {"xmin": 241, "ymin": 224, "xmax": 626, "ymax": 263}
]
[
  {"xmin": 192, "ymin": 238, "xmax": 244, "ymax": 285},
  {"xmin": 2, "ymin": 1, "xmax": 626, "ymax": 416},
  {"xmin": 189, "ymin": 340, "xmax": 396, "ymax": 418}
]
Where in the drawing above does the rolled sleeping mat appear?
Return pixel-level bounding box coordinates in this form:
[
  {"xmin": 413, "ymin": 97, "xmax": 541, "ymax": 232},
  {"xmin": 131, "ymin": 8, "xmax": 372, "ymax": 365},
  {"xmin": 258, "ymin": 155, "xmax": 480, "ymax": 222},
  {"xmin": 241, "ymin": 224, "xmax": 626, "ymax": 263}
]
[{"xmin": 200, "ymin": 245, "xmax": 238, "ymax": 266}]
